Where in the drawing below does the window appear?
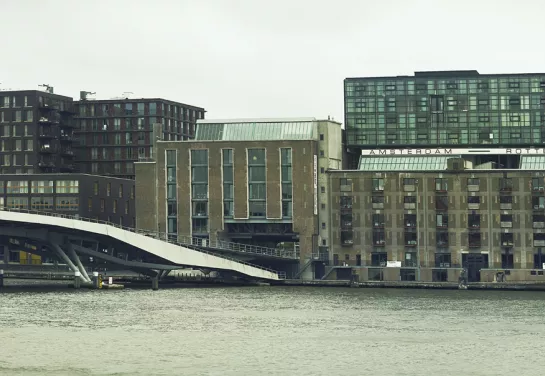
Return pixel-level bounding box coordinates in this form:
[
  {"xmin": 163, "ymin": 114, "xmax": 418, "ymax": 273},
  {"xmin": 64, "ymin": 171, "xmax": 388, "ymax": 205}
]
[
  {"xmin": 107, "ymin": 183, "xmax": 111, "ymax": 196},
  {"xmin": 467, "ymin": 178, "xmax": 480, "ymax": 187},
  {"xmin": 468, "ymin": 196, "xmax": 481, "ymax": 204},
  {"xmin": 6, "ymin": 180, "xmax": 28, "ymax": 194},
  {"xmin": 500, "ymin": 178, "xmax": 513, "ymax": 191},
  {"xmin": 281, "ymin": 148, "xmax": 292, "ymax": 217},
  {"xmin": 532, "ymin": 178, "xmax": 544, "ymax": 192},
  {"xmin": 372, "ymin": 178, "xmax": 384, "ymax": 191},
  {"xmin": 56, "ymin": 180, "xmax": 79, "ymax": 194},
  {"xmin": 404, "ymin": 196, "xmax": 416, "ymax": 204},
  {"xmin": 248, "ymin": 149, "xmax": 266, "ymax": 218},
  {"xmin": 31, "ymin": 197, "xmax": 53, "ymax": 211},
  {"xmin": 6, "ymin": 197, "xmax": 28, "ymax": 209},
  {"xmin": 119, "ymin": 184, "xmax": 123, "ymax": 198},
  {"xmin": 130, "ymin": 186, "xmax": 135, "ymax": 199},
  {"xmin": 88, "ymin": 197, "xmax": 92, "ymax": 212},
  {"xmin": 435, "ymin": 178, "xmax": 448, "ymax": 191},
  {"xmin": 113, "ymin": 200, "xmax": 117, "ymax": 214},
  {"xmin": 192, "ymin": 149, "xmax": 209, "ymax": 228},
  {"xmin": 56, "ymin": 197, "xmax": 79, "ymax": 211},
  {"xmin": 319, "ymin": 134, "xmax": 324, "ymax": 141},
  {"xmin": 93, "ymin": 181, "xmax": 99, "ymax": 195},
  {"xmin": 125, "ymin": 201, "xmax": 129, "ymax": 215},
  {"xmin": 100, "ymin": 199, "xmax": 105, "ymax": 212},
  {"xmin": 321, "ymin": 186, "xmax": 325, "ymax": 193},
  {"xmin": 31, "ymin": 180, "xmax": 54, "ymax": 194}
]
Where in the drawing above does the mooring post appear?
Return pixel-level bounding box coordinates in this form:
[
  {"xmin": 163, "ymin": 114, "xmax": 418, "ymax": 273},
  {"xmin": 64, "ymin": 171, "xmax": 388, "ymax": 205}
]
[
  {"xmin": 74, "ymin": 271, "xmax": 81, "ymax": 289},
  {"xmin": 92, "ymin": 271, "xmax": 101, "ymax": 289},
  {"xmin": 151, "ymin": 276, "xmax": 159, "ymax": 291}
]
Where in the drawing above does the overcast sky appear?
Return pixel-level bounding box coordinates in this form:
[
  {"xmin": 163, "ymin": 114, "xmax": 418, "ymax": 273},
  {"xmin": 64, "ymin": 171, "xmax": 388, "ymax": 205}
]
[{"xmin": 1, "ymin": 0, "xmax": 544, "ymax": 121}]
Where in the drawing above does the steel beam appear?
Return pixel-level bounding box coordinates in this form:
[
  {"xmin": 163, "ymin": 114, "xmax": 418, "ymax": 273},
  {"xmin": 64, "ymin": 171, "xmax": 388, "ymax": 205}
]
[
  {"xmin": 66, "ymin": 243, "xmax": 91, "ymax": 282},
  {"xmin": 51, "ymin": 243, "xmax": 89, "ymax": 282}
]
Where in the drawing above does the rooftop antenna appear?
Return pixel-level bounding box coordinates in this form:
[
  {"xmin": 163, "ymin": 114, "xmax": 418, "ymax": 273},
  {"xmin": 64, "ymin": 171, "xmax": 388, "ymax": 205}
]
[{"xmin": 39, "ymin": 84, "xmax": 54, "ymax": 94}]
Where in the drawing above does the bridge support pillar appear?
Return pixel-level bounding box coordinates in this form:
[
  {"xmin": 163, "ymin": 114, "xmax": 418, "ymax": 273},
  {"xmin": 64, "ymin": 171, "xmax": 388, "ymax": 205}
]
[
  {"xmin": 2, "ymin": 245, "xmax": 9, "ymax": 264},
  {"xmin": 151, "ymin": 276, "xmax": 159, "ymax": 291},
  {"xmin": 66, "ymin": 243, "xmax": 91, "ymax": 282},
  {"xmin": 51, "ymin": 243, "xmax": 88, "ymax": 283},
  {"xmin": 74, "ymin": 271, "xmax": 81, "ymax": 289}
]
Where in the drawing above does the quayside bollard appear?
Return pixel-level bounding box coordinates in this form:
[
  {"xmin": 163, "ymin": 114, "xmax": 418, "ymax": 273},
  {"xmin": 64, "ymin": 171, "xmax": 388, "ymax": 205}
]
[
  {"xmin": 0, "ymin": 269, "xmax": 4, "ymax": 288},
  {"xmin": 92, "ymin": 272, "xmax": 103, "ymax": 289},
  {"xmin": 151, "ymin": 276, "xmax": 159, "ymax": 291},
  {"xmin": 74, "ymin": 271, "xmax": 81, "ymax": 289}
]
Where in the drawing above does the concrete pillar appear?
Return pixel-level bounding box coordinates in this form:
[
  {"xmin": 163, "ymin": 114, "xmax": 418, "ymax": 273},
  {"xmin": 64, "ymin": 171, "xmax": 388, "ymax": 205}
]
[
  {"xmin": 0, "ymin": 269, "xmax": 4, "ymax": 288},
  {"xmin": 151, "ymin": 276, "xmax": 159, "ymax": 291},
  {"xmin": 74, "ymin": 271, "xmax": 81, "ymax": 289},
  {"xmin": 3, "ymin": 245, "xmax": 9, "ymax": 264},
  {"xmin": 66, "ymin": 244, "xmax": 91, "ymax": 282},
  {"xmin": 92, "ymin": 271, "xmax": 102, "ymax": 289}
]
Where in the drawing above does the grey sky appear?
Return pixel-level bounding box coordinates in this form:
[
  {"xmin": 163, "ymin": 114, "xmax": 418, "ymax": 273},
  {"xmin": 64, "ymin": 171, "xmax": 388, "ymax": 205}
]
[{"xmin": 1, "ymin": 0, "xmax": 544, "ymax": 121}]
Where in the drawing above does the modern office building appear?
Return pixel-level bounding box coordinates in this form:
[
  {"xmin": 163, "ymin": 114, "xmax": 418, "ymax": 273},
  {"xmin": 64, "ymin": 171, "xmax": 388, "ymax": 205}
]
[
  {"xmin": 135, "ymin": 118, "xmax": 343, "ymax": 265},
  {"xmin": 73, "ymin": 94, "xmax": 206, "ymax": 179},
  {"xmin": 322, "ymin": 148, "xmax": 545, "ymax": 283},
  {"xmin": 0, "ymin": 173, "xmax": 135, "ymax": 264},
  {"xmin": 0, "ymin": 88, "xmax": 77, "ymax": 174},
  {"xmin": 344, "ymin": 70, "xmax": 545, "ymax": 167}
]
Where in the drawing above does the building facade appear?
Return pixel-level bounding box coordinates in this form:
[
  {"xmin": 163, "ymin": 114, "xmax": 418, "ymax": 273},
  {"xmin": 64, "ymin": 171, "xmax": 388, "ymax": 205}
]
[
  {"xmin": 325, "ymin": 150, "xmax": 545, "ymax": 283},
  {"xmin": 344, "ymin": 71, "xmax": 545, "ymax": 167},
  {"xmin": 0, "ymin": 89, "xmax": 76, "ymax": 174},
  {"xmin": 0, "ymin": 174, "xmax": 135, "ymax": 264},
  {"xmin": 73, "ymin": 96, "xmax": 205, "ymax": 179},
  {"xmin": 135, "ymin": 118, "xmax": 342, "ymax": 264}
]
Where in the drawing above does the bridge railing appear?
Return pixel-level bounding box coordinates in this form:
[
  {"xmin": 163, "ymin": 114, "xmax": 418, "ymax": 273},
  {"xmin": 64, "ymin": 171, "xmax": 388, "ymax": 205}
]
[{"xmin": 0, "ymin": 208, "xmax": 283, "ymax": 277}]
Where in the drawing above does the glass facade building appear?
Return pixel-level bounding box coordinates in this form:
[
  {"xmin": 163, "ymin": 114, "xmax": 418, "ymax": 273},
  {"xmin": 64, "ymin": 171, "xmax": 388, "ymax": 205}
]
[{"xmin": 344, "ymin": 70, "xmax": 545, "ymax": 149}]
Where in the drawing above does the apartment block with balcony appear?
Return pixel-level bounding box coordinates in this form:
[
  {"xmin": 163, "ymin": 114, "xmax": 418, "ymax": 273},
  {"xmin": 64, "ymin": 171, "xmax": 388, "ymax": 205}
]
[
  {"xmin": 0, "ymin": 89, "xmax": 76, "ymax": 174},
  {"xmin": 73, "ymin": 95, "xmax": 205, "ymax": 179}
]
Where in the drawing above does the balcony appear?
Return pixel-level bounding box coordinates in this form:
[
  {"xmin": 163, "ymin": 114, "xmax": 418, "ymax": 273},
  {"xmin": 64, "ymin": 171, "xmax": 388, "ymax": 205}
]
[
  {"xmin": 468, "ymin": 203, "xmax": 480, "ymax": 210},
  {"xmin": 501, "ymin": 241, "xmax": 514, "ymax": 247},
  {"xmin": 468, "ymin": 184, "xmax": 480, "ymax": 192},
  {"xmin": 38, "ymin": 117, "xmax": 53, "ymax": 124},
  {"xmin": 373, "ymin": 239, "xmax": 386, "ymax": 246},
  {"xmin": 372, "ymin": 203, "xmax": 384, "ymax": 209},
  {"xmin": 500, "ymin": 203, "xmax": 512, "ymax": 210},
  {"xmin": 60, "ymin": 120, "xmax": 76, "ymax": 128},
  {"xmin": 534, "ymin": 240, "xmax": 545, "ymax": 247},
  {"xmin": 405, "ymin": 239, "xmax": 418, "ymax": 247},
  {"xmin": 435, "ymin": 262, "xmax": 451, "ymax": 268},
  {"xmin": 341, "ymin": 231, "xmax": 353, "ymax": 246},
  {"xmin": 532, "ymin": 187, "xmax": 545, "ymax": 194},
  {"xmin": 38, "ymin": 132, "xmax": 55, "ymax": 140},
  {"xmin": 468, "ymin": 223, "xmax": 480, "ymax": 230},
  {"xmin": 59, "ymin": 134, "xmax": 73, "ymax": 142},
  {"xmin": 39, "ymin": 146, "xmax": 56, "ymax": 154},
  {"xmin": 404, "ymin": 203, "xmax": 416, "ymax": 210},
  {"xmin": 500, "ymin": 221, "xmax": 513, "ymax": 228},
  {"xmin": 468, "ymin": 242, "xmax": 481, "ymax": 248},
  {"xmin": 38, "ymin": 161, "xmax": 55, "ymax": 169},
  {"xmin": 373, "ymin": 222, "xmax": 385, "ymax": 228},
  {"xmin": 61, "ymin": 149, "xmax": 75, "ymax": 157},
  {"xmin": 38, "ymin": 100, "xmax": 58, "ymax": 110}
]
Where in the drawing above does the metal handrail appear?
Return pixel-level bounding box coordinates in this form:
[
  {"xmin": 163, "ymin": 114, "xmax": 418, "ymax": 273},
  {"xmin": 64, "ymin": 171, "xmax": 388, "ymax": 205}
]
[{"xmin": 0, "ymin": 208, "xmax": 281, "ymax": 276}]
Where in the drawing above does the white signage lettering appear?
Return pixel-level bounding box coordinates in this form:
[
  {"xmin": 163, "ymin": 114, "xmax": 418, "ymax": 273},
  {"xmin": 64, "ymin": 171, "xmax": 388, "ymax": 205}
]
[{"xmin": 361, "ymin": 148, "xmax": 545, "ymax": 156}]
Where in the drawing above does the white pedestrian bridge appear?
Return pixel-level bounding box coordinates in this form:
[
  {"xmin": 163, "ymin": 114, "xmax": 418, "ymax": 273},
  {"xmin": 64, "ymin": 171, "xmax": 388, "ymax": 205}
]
[{"xmin": 0, "ymin": 209, "xmax": 280, "ymax": 282}]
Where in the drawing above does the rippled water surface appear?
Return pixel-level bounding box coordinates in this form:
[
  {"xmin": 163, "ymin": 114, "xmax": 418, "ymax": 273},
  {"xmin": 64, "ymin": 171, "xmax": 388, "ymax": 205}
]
[{"xmin": 1, "ymin": 280, "xmax": 545, "ymax": 375}]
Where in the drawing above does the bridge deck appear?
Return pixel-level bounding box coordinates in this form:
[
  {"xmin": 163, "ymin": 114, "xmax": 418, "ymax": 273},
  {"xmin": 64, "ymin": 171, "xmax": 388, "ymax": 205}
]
[{"xmin": 0, "ymin": 209, "xmax": 279, "ymax": 281}]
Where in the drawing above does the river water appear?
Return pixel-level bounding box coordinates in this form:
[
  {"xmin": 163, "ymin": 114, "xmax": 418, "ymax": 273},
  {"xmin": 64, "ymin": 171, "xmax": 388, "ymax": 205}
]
[{"xmin": 1, "ymin": 280, "xmax": 544, "ymax": 376}]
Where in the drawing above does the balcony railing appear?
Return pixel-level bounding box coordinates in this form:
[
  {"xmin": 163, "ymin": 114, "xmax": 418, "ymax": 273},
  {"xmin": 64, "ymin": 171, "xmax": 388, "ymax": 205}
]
[
  {"xmin": 373, "ymin": 240, "xmax": 386, "ymax": 246},
  {"xmin": 500, "ymin": 221, "xmax": 513, "ymax": 228},
  {"xmin": 404, "ymin": 203, "xmax": 416, "ymax": 210},
  {"xmin": 373, "ymin": 223, "xmax": 385, "ymax": 228},
  {"xmin": 39, "ymin": 146, "xmax": 56, "ymax": 154},
  {"xmin": 59, "ymin": 134, "xmax": 73, "ymax": 141},
  {"xmin": 500, "ymin": 203, "xmax": 512, "ymax": 210},
  {"xmin": 468, "ymin": 203, "xmax": 480, "ymax": 210},
  {"xmin": 468, "ymin": 242, "xmax": 481, "ymax": 248},
  {"xmin": 372, "ymin": 203, "xmax": 384, "ymax": 209},
  {"xmin": 405, "ymin": 240, "xmax": 418, "ymax": 247},
  {"xmin": 468, "ymin": 185, "xmax": 480, "ymax": 192},
  {"xmin": 533, "ymin": 205, "xmax": 545, "ymax": 211},
  {"xmin": 341, "ymin": 221, "xmax": 352, "ymax": 229},
  {"xmin": 534, "ymin": 240, "xmax": 545, "ymax": 247},
  {"xmin": 468, "ymin": 223, "xmax": 480, "ymax": 230}
]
